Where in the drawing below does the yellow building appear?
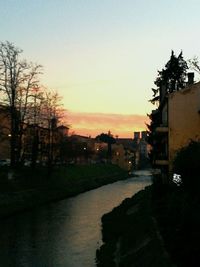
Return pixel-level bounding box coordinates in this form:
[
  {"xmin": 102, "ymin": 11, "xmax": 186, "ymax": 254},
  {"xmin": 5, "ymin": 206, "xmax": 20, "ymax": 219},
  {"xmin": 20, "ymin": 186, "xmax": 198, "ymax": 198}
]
[
  {"xmin": 150, "ymin": 73, "xmax": 200, "ymax": 179},
  {"xmin": 168, "ymin": 81, "xmax": 200, "ymax": 167},
  {"xmin": 112, "ymin": 143, "xmax": 132, "ymax": 171}
]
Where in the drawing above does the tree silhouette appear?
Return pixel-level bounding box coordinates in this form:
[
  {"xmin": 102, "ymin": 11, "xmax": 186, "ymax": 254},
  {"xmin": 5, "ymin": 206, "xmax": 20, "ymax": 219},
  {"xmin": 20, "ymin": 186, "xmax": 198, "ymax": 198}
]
[
  {"xmin": 95, "ymin": 132, "xmax": 116, "ymax": 162},
  {"xmin": 150, "ymin": 50, "xmax": 188, "ymax": 105}
]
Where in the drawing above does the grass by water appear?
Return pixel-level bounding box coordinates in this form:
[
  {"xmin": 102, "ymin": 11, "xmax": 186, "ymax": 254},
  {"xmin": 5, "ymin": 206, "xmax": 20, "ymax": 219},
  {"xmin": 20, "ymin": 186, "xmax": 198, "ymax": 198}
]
[{"xmin": 0, "ymin": 164, "xmax": 128, "ymax": 218}]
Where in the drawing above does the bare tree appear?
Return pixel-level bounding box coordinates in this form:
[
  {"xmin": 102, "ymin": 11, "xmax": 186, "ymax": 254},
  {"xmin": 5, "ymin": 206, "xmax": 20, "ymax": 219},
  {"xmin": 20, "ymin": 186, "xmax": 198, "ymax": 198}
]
[
  {"xmin": 19, "ymin": 85, "xmax": 44, "ymax": 164},
  {"xmin": 0, "ymin": 41, "xmax": 42, "ymax": 167},
  {"xmin": 38, "ymin": 89, "xmax": 63, "ymax": 167},
  {"xmin": 188, "ymin": 56, "xmax": 200, "ymax": 80}
]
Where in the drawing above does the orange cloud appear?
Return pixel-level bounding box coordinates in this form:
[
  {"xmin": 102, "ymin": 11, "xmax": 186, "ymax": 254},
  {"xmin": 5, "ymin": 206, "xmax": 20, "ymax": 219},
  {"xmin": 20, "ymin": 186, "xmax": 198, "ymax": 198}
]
[{"xmin": 66, "ymin": 111, "xmax": 149, "ymax": 138}]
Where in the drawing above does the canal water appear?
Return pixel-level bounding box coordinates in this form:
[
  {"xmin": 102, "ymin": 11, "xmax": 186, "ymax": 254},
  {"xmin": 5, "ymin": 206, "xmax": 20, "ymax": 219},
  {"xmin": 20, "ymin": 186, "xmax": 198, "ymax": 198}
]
[{"xmin": 0, "ymin": 170, "xmax": 152, "ymax": 267}]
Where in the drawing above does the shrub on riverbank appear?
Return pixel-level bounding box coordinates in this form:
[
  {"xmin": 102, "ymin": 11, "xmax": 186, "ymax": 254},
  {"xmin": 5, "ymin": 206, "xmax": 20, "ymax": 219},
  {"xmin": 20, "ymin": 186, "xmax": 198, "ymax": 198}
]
[
  {"xmin": 154, "ymin": 141, "xmax": 200, "ymax": 267},
  {"xmin": 173, "ymin": 140, "xmax": 200, "ymax": 193},
  {"xmin": 152, "ymin": 180, "xmax": 200, "ymax": 267}
]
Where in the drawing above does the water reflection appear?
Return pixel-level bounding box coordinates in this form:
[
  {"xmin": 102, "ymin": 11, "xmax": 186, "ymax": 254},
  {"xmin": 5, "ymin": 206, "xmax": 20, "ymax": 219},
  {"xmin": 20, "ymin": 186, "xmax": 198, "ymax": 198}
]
[{"xmin": 0, "ymin": 170, "xmax": 151, "ymax": 267}]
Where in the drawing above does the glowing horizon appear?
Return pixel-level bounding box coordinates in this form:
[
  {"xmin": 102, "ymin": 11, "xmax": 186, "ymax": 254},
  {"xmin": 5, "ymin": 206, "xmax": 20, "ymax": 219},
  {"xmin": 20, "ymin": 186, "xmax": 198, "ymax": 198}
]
[{"xmin": 66, "ymin": 111, "xmax": 149, "ymax": 138}]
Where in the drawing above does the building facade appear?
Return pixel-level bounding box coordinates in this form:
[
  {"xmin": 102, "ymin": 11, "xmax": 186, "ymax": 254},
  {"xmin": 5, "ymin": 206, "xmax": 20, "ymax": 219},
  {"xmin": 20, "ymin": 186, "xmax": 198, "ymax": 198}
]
[
  {"xmin": 168, "ymin": 82, "xmax": 200, "ymax": 167},
  {"xmin": 149, "ymin": 73, "xmax": 200, "ymax": 178}
]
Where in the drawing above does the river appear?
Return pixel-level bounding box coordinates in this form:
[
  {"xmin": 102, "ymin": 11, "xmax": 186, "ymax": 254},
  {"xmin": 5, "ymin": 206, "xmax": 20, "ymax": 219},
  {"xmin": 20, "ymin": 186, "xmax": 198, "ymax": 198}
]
[{"xmin": 0, "ymin": 170, "xmax": 152, "ymax": 267}]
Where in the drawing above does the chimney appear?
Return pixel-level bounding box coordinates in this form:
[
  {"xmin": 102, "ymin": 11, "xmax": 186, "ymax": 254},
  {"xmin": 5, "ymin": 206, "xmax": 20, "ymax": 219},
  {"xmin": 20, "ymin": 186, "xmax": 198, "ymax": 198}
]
[{"xmin": 187, "ymin": 72, "xmax": 194, "ymax": 85}]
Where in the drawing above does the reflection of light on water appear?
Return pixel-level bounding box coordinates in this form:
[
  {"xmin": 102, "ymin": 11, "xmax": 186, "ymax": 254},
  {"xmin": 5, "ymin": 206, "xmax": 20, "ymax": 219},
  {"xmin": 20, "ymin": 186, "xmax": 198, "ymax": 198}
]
[{"xmin": 134, "ymin": 169, "xmax": 153, "ymax": 176}]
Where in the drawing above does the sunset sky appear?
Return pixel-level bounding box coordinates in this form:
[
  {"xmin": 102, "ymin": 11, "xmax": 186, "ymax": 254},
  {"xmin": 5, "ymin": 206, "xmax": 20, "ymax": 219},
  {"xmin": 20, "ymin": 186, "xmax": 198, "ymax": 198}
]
[{"xmin": 1, "ymin": 0, "xmax": 200, "ymax": 137}]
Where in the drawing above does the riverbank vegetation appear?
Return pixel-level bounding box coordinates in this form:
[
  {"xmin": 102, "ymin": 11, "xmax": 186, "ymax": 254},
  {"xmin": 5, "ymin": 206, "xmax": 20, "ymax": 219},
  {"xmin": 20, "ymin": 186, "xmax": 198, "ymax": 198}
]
[
  {"xmin": 152, "ymin": 179, "xmax": 200, "ymax": 267},
  {"xmin": 0, "ymin": 164, "xmax": 128, "ymax": 218}
]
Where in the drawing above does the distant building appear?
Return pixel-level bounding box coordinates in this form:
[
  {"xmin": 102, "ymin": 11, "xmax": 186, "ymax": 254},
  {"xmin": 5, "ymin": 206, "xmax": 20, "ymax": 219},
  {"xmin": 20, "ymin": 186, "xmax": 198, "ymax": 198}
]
[
  {"xmin": 113, "ymin": 138, "xmax": 135, "ymax": 171},
  {"xmin": 141, "ymin": 131, "xmax": 147, "ymax": 140},
  {"xmin": 0, "ymin": 105, "xmax": 70, "ymax": 164},
  {"xmin": 57, "ymin": 125, "xmax": 69, "ymax": 137},
  {"xmin": 114, "ymin": 134, "xmax": 149, "ymax": 170},
  {"xmin": 112, "ymin": 143, "xmax": 131, "ymax": 170}
]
